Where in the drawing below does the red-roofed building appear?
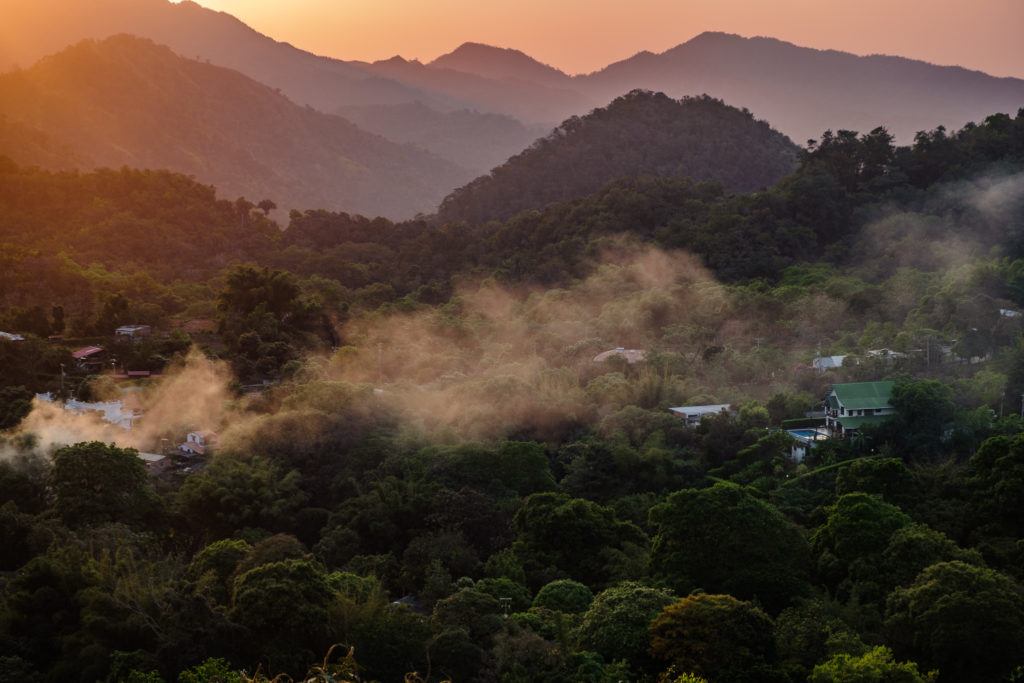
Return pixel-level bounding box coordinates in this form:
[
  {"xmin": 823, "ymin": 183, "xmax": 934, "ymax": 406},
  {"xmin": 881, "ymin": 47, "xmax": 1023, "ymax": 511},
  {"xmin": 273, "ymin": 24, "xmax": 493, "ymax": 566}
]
[{"xmin": 72, "ymin": 346, "xmax": 106, "ymax": 371}]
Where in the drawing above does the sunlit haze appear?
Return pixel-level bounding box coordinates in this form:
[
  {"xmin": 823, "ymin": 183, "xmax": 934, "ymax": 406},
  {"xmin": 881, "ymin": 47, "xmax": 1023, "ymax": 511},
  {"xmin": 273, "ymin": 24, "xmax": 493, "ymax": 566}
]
[{"xmin": 181, "ymin": 0, "xmax": 1024, "ymax": 77}]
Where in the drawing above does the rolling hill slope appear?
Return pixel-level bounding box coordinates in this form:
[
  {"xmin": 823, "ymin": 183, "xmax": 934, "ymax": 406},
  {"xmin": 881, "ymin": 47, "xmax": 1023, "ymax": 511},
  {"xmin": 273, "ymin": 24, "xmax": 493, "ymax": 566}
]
[
  {"xmin": 0, "ymin": 36, "xmax": 470, "ymax": 219},
  {"xmin": 437, "ymin": 90, "xmax": 799, "ymax": 224}
]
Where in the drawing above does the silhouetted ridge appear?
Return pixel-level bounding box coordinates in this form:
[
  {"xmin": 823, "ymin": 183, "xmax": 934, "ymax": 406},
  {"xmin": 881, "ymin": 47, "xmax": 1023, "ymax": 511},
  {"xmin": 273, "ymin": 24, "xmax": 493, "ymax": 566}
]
[{"xmin": 437, "ymin": 90, "xmax": 799, "ymax": 224}]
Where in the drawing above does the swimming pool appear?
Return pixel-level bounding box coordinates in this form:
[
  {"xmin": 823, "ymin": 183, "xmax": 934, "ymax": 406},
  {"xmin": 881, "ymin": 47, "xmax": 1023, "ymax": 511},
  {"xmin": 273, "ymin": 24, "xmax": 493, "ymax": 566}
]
[{"xmin": 787, "ymin": 428, "xmax": 828, "ymax": 442}]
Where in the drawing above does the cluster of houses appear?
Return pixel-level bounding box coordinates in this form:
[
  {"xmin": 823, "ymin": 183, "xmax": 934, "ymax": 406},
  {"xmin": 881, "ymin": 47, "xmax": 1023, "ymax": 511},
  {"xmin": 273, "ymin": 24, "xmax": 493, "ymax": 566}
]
[
  {"xmin": 34, "ymin": 392, "xmax": 218, "ymax": 475},
  {"xmin": 668, "ymin": 379, "xmax": 897, "ymax": 463}
]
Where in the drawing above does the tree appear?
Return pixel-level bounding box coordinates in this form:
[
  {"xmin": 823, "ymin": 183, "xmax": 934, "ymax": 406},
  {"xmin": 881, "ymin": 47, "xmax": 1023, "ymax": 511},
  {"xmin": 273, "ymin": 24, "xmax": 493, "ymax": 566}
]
[
  {"xmin": 876, "ymin": 379, "xmax": 957, "ymax": 461},
  {"xmin": 256, "ymin": 199, "xmax": 277, "ymax": 216},
  {"xmin": 649, "ymin": 483, "xmax": 811, "ymax": 613},
  {"xmin": 835, "ymin": 457, "xmax": 915, "ymax": 508},
  {"xmin": 879, "ymin": 524, "xmax": 983, "ymax": 590},
  {"xmin": 49, "ymin": 442, "xmax": 161, "ymax": 528},
  {"xmin": 809, "ymin": 646, "xmax": 934, "ymax": 683},
  {"xmin": 967, "ymin": 432, "xmax": 1024, "ymax": 538},
  {"xmin": 174, "ymin": 456, "xmax": 306, "ymax": 540},
  {"xmin": 229, "ymin": 559, "xmax": 335, "ymax": 675},
  {"xmin": 187, "ymin": 538, "xmax": 253, "ymax": 606},
  {"xmin": 178, "ymin": 657, "xmax": 244, "ymax": 683},
  {"xmin": 885, "ymin": 561, "xmax": 1024, "ymax": 681},
  {"xmin": 812, "ymin": 493, "xmax": 911, "ymax": 598},
  {"xmin": 0, "ymin": 385, "xmax": 33, "ymax": 430},
  {"xmin": 512, "ymin": 492, "xmax": 647, "ymax": 588},
  {"xmin": 576, "ymin": 581, "xmax": 675, "ymax": 672},
  {"xmin": 649, "ymin": 594, "xmax": 776, "ymax": 683},
  {"xmin": 532, "ymin": 579, "xmax": 593, "ymax": 614}
]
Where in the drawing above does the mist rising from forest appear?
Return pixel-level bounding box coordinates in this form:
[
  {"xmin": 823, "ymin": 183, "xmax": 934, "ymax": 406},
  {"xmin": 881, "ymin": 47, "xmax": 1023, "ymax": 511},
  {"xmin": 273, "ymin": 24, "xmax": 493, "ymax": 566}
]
[
  {"xmin": 0, "ymin": 351, "xmax": 235, "ymax": 458},
  {"xmin": 308, "ymin": 244, "xmax": 740, "ymax": 438}
]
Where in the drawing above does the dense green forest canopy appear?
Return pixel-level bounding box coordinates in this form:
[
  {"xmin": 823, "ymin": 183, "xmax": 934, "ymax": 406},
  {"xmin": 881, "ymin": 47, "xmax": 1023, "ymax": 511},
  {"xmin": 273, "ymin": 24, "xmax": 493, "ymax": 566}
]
[{"xmin": 1, "ymin": 105, "xmax": 1024, "ymax": 682}]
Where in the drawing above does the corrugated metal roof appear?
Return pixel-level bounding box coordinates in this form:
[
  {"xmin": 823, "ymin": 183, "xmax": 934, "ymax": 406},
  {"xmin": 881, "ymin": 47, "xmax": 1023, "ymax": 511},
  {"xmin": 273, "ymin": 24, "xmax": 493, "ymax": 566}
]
[
  {"xmin": 669, "ymin": 404, "xmax": 731, "ymax": 417},
  {"xmin": 72, "ymin": 346, "xmax": 104, "ymax": 359},
  {"xmin": 832, "ymin": 381, "xmax": 894, "ymax": 409}
]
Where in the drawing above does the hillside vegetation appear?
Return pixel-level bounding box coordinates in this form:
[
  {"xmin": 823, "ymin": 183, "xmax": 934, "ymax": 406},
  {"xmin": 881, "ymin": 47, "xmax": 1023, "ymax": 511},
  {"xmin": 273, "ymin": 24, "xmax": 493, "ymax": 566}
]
[
  {"xmin": 0, "ymin": 35, "xmax": 469, "ymax": 219},
  {"xmin": 437, "ymin": 91, "xmax": 799, "ymax": 224}
]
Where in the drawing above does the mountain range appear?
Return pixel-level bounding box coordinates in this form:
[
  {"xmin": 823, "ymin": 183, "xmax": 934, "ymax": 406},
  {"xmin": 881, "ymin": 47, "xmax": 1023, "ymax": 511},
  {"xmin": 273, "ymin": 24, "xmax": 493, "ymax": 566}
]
[
  {"xmin": 2, "ymin": 0, "xmax": 1023, "ymax": 219},
  {"xmin": 5, "ymin": 0, "xmax": 1023, "ymax": 145},
  {"xmin": 0, "ymin": 36, "xmax": 468, "ymax": 219}
]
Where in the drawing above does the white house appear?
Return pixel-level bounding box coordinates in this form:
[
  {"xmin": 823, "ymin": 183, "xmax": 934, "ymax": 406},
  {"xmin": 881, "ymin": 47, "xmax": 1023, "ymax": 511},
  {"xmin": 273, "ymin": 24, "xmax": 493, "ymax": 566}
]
[
  {"xmin": 669, "ymin": 404, "xmax": 732, "ymax": 427},
  {"xmin": 36, "ymin": 393, "xmax": 137, "ymax": 431},
  {"xmin": 824, "ymin": 381, "xmax": 896, "ymax": 436},
  {"xmin": 0, "ymin": 331, "xmax": 25, "ymax": 342},
  {"xmin": 179, "ymin": 430, "xmax": 218, "ymax": 456},
  {"xmin": 115, "ymin": 325, "xmax": 152, "ymax": 340},
  {"xmin": 785, "ymin": 428, "xmax": 830, "ymax": 462}
]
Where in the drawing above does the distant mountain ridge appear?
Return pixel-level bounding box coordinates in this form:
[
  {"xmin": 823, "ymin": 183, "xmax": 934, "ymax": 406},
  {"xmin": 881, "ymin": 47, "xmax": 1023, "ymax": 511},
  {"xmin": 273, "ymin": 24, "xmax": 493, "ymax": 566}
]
[
  {"xmin": 578, "ymin": 31, "xmax": 1024, "ymax": 143},
  {"xmin": 336, "ymin": 101, "xmax": 546, "ymax": 173},
  {"xmin": 5, "ymin": 0, "xmax": 1023, "ymax": 147},
  {"xmin": 438, "ymin": 90, "xmax": 799, "ymax": 224},
  {"xmin": 429, "ymin": 42, "xmax": 572, "ymax": 87},
  {"xmin": 0, "ymin": 36, "xmax": 470, "ymax": 219}
]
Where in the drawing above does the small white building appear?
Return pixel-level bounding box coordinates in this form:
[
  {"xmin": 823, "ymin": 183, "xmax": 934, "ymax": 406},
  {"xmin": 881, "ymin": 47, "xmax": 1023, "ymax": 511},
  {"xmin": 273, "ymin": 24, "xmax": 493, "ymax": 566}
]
[
  {"xmin": 593, "ymin": 347, "xmax": 647, "ymax": 364},
  {"xmin": 812, "ymin": 355, "xmax": 847, "ymax": 372},
  {"xmin": 785, "ymin": 428, "xmax": 830, "ymax": 462},
  {"xmin": 669, "ymin": 404, "xmax": 732, "ymax": 427},
  {"xmin": 115, "ymin": 325, "xmax": 152, "ymax": 340},
  {"xmin": 36, "ymin": 393, "xmax": 137, "ymax": 431},
  {"xmin": 179, "ymin": 430, "xmax": 217, "ymax": 456},
  {"xmin": 0, "ymin": 331, "xmax": 25, "ymax": 342}
]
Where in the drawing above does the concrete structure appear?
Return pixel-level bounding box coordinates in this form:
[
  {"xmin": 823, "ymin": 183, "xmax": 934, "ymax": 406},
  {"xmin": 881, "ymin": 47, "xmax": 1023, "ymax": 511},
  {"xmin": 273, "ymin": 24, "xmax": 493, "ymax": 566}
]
[
  {"xmin": 824, "ymin": 381, "xmax": 895, "ymax": 436},
  {"xmin": 669, "ymin": 404, "xmax": 732, "ymax": 426}
]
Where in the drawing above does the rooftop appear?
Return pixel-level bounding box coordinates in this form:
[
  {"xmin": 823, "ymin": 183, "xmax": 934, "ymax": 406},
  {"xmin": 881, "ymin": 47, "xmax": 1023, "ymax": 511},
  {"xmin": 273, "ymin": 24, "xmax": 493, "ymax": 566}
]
[
  {"xmin": 669, "ymin": 404, "xmax": 732, "ymax": 417},
  {"xmin": 72, "ymin": 346, "xmax": 105, "ymax": 360},
  {"xmin": 831, "ymin": 381, "xmax": 894, "ymax": 410}
]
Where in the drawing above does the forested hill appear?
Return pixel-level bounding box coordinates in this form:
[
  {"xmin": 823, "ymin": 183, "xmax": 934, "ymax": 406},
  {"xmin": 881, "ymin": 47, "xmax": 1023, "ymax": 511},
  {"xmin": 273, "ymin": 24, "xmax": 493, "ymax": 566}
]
[
  {"xmin": 0, "ymin": 35, "xmax": 470, "ymax": 219},
  {"xmin": 437, "ymin": 91, "xmax": 799, "ymax": 224}
]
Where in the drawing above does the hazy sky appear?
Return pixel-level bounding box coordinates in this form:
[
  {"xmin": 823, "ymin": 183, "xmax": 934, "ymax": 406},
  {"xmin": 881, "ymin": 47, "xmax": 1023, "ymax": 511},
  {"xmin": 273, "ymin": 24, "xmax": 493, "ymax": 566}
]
[{"xmin": 183, "ymin": 0, "xmax": 1024, "ymax": 78}]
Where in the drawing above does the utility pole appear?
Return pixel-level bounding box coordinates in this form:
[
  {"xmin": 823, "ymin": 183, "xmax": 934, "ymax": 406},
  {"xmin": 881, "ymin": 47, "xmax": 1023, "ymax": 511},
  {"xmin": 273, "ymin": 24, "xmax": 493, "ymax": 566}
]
[
  {"xmin": 59, "ymin": 363, "xmax": 65, "ymax": 395},
  {"xmin": 377, "ymin": 342, "xmax": 383, "ymax": 387}
]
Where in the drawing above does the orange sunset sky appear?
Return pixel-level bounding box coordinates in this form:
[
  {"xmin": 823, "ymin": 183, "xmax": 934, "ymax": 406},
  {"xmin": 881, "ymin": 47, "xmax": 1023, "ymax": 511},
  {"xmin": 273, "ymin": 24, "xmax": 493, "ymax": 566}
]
[{"xmin": 181, "ymin": 0, "xmax": 1024, "ymax": 78}]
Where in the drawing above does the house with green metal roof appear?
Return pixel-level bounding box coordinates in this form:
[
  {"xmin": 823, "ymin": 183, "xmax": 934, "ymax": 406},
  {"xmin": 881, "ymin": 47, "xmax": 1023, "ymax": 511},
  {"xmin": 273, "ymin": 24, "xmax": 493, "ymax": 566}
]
[{"xmin": 824, "ymin": 380, "xmax": 896, "ymax": 436}]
